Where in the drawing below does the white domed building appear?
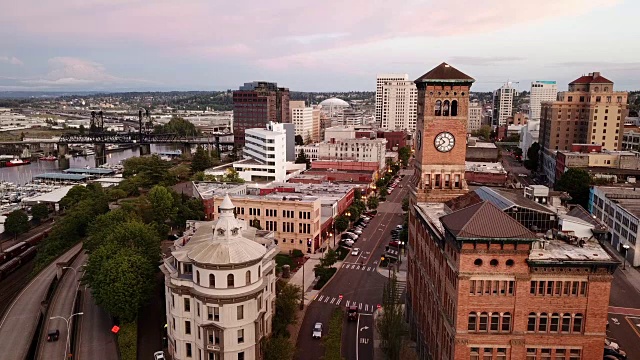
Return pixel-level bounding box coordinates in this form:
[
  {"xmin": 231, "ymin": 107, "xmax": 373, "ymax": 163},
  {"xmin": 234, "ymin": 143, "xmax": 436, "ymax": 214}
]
[
  {"xmin": 319, "ymin": 97, "xmax": 350, "ymax": 118},
  {"xmin": 162, "ymin": 194, "xmax": 277, "ymax": 360}
]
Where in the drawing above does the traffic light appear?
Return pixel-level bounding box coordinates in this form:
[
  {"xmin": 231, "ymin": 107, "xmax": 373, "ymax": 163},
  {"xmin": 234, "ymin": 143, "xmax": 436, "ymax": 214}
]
[{"xmin": 339, "ymin": 294, "xmax": 343, "ymax": 299}]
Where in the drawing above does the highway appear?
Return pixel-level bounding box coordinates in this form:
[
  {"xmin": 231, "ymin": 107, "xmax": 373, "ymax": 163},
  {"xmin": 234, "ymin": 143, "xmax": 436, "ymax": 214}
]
[
  {"xmin": 296, "ymin": 171, "xmax": 411, "ymax": 360},
  {"xmin": 76, "ymin": 287, "xmax": 119, "ymax": 360},
  {"xmin": 38, "ymin": 251, "xmax": 87, "ymax": 360},
  {"xmin": 0, "ymin": 242, "xmax": 83, "ymax": 360}
]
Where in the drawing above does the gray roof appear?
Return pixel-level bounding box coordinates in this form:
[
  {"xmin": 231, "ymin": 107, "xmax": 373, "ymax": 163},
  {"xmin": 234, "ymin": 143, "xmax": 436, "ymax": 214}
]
[
  {"xmin": 34, "ymin": 173, "xmax": 90, "ymax": 181},
  {"xmin": 476, "ymin": 187, "xmax": 555, "ymax": 214}
]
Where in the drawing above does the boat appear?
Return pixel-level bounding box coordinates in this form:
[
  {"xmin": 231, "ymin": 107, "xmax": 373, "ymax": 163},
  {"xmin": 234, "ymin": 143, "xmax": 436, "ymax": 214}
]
[
  {"xmin": 39, "ymin": 155, "xmax": 57, "ymax": 161},
  {"xmin": 5, "ymin": 159, "xmax": 31, "ymax": 167}
]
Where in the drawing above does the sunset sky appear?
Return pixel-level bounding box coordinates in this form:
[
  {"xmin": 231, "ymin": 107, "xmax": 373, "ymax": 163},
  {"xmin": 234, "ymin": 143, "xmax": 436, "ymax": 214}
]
[{"xmin": 0, "ymin": 0, "xmax": 637, "ymax": 92}]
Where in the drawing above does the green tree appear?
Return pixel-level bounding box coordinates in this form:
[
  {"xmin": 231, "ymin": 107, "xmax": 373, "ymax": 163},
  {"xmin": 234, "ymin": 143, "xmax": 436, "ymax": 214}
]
[
  {"xmin": 294, "ymin": 149, "xmax": 311, "ymax": 170},
  {"xmin": 376, "ymin": 272, "xmax": 407, "ymax": 360},
  {"xmin": 272, "ymin": 281, "xmax": 302, "ymax": 337},
  {"xmin": 354, "ymin": 188, "xmax": 362, "ymax": 201},
  {"xmin": 334, "ymin": 216, "xmax": 349, "ymax": 233},
  {"xmin": 170, "ymin": 193, "xmax": 206, "ymax": 230},
  {"xmin": 31, "ymin": 203, "xmax": 49, "ymax": 223},
  {"xmin": 402, "ymin": 197, "xmax": 409, "ymax": 212},
  {"xmin": 106, "ymin": 188, "xmax": 128, "ymax": 202},
  {"xmin": 60, "ymin": 185, "xmax": 91, "ymax": 209},
  {"xmin": 320, "ymin": 248, "xmax": 338, "ymax": 268},
  {"xmin": 376, "ymin": 178, "xmax": 387, "ymax": 189},
  {"xmin": 347, "ymin": 205, "xmax": 361, "ymax": 222},
  {"xmin": 122, "ymin": 155, "xmax": 172, "ymax": 188},
  {"xmin": 147, "ymin": 185, "xmax": 176, "ymax": 227},
  {"xmin": 398, "ymin": 146, "xmax": 411, "ymax": 166},
  {"xmin": 191, "ymin": 146, "xmax": 212, "ymax": 173},
  {"xmin": 555, "ymin": 168, "xmax": 591, "ymax": 208},
  {"xmin": 222, "ymin": 168, "xmax": 244, "ymax": 183},
  {"xmin": 5, "ymin": 210, "xmax": 29, "ymax": 237},
  {"xmin": 473, "ymin": 125, "xmax": 492, "ymax": 140},
  {"xmin": 78, "ymin": 124, "xmax": 86, "ymax": 135},
  {"xmin": 86, "ymin": 208, "xmax": 134, "ymax": 252},
  {"xmin": 263, "ymin": 336, "xmax": 295, "ymax": 360},
  {"xmin": 323, "ymin": 308, "xmax": 345, "ymax": 360},
  {"xmin": 154, "ymin": 116, "xmax": 200, "ymax": 136},
  {"xmin": 367, "ymin": 196, "xmax": 379, "ymax": 210},
  {"xmin": 524, "ymin": 142, "xmax": 541, "ymax": 171}
]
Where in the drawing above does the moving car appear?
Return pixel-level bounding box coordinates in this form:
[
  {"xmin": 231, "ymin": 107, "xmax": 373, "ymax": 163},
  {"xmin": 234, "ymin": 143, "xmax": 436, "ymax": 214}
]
[
  {"xmin": 46, "ymin": 329, "xmax": 60, "ymax": 342},
  {"xmin": 351, "ymin": 248, "xmax": 361, "ymax": 256},
  {"xmin": 313, "ymin": 323, "xmax": 323, "ymax": 339},
  {"xmin": 348, "ymin": 306, "xmax": 358, "ymax": 321},
  {"xmin": 154, "ymin": 351, "xmax": 166, "ymax": 360}
]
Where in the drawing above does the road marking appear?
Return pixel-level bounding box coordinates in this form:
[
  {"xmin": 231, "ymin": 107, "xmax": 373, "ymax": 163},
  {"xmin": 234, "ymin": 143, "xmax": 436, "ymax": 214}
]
[
  {"xmin": 373, "ymin": 261, "xmax": 378, "ymax": 265},
  {"xmin": 330, "ymin": 297, "xmax": 336, "ymax": 304},
  {"xmin": 317, "ymin": 295, "xmax": 324, "ymax": 302},
  {"xmin": 611, "ymin": 317, "xmax": 620, "ymax": 325},
  {"xmin": 367, "ymin": 267, "xmax": 371, "ymax": 271},
  {"xmin": 345, "ymin": 300, "xmax": 350, "ymax": 307},
  {"xmin": 359, "ymin": 303, "xmax": 362, "ymax": 310},
  {"xmin": 324, "ymin": 297, "xmax": 330, "ymax": 303},
  {"xmin": 360, "ymin": 338, "xmax": 370, "ymax": 344},
  {"xmin": 365, "ymin": 304, "xmax": 369, "ymax": 312},
  {"xmin": 336, "ymin": 298, "xmax": 341, "ymax": 306}
]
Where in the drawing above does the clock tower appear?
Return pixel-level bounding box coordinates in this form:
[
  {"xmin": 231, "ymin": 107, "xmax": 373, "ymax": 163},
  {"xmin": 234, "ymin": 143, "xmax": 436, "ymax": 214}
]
[{"xmin": 411, "ymin": 62, "xmax": 475, "ymax": 203}]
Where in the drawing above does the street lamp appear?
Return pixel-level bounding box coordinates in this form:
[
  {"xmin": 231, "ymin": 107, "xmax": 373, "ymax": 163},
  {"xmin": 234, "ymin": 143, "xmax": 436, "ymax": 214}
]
[
  {"xmin": 62, "ymin": 265, "xmax": 85, "ymax": 280},
  {"xmin": 50, "ymin": 312, "xmax": 84, "ymax": 360},
  {"xmin": 622, "ymin": 244, "xmax": 630, "ymax": 270}
]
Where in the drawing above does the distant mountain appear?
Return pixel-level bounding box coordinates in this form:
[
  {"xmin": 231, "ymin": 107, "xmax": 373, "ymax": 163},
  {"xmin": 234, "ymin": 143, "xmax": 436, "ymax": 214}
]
[{"xmin": 0, "ymin": 91, "xmax": 105, "ymax": 99}]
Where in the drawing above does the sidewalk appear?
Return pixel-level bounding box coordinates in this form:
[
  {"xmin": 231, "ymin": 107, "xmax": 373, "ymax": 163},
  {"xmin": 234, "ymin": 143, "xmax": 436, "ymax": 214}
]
[
  {"xmin": 376, "ymin": 251, "xmax": 408, "ymax": 281},
  {"xmin": 600, "ymin": 239, "xmax": 640, "ymax": 294}
]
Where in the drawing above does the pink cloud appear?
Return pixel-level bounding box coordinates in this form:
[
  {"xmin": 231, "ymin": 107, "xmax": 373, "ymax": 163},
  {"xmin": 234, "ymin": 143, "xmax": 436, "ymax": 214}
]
[
  {"xmin": 0, "ymin": 0, "xmax": 622, "ymax": 70},
  {"xmin": 0, "ymin": 56, "xmax": 23, "ymax": 66}
]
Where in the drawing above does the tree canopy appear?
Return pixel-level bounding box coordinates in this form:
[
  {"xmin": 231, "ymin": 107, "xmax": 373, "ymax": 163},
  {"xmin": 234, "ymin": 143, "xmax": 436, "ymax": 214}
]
[
  {"xmin": 191, "ymin": 146, "xmax": 213, "ymax": 173},
  {"xmin": 122, "ymin": 155, "xmax": 173, "ymax": 188},
  {"xmin": 398, "ymin": 146, "xmax": 411, "ymax": 166},
  {"xmin": 524, "ymin": 142, "xmax": 541, "ymax": 172},
  {"xmin": 555, "ymin": 168, "xmax": 591, "ymax": 208},
  {"xmin": 31, "ymin": 203, "xmax": 49, "ymax": 223},
  {"xmin": 5, "ymin": 210, "xmax": 29, "ymax": 237},
  {"xmin": 335, "ymin": 216, "xmax": 349, "ymax": 233},
  {"xmin": 367, "ymin": 196, "xmax": 380, "ymax": 210},
  {"xmin": 294, "ymin": 149, "xmax": 311, "ymax": 170},
  {"xmin": 153, "ymin": 116, "xmax": 200, "ymax": 136}
]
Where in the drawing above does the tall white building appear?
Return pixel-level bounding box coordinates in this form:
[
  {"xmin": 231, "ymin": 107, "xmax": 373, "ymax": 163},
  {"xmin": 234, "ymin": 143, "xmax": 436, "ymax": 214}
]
[
  {"xmin": 161, "ymin": 194, "xmax": 277, "ymax": 360},
  {"xmin": 290, "ymin": 101, "xmax": 314, "ymax": 141},
  {"xmin": 379, "ymin": 80, "xmax": 418, "ymax": 131},
  {"xmin": 467, "ymin": 100, "xmax": 483, "ymax": 132},
  {"xmin": 492, "ymin": 83, "xmax": 515, "ymax": 126},
  {"xmin": 519, "ymin": 120, "xmax": 540, "ymax": 159},
  {"xmin": 529, "ymin": 81, "xmax": 558, "ymax": 121},
  {"xmin": 233, "ymin": 122, "xmax": 304, "ymax": 182},
  {"xmin": 375, "ymin": 74, "xmax": 409, "ymax": 126}
]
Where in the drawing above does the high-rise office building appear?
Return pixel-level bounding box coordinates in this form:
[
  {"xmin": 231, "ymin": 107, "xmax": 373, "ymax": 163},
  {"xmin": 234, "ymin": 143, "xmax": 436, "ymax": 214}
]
[
  {"xmin": 379, "ymin": 78, "xmax": 418, "ymax": 131},
  {"xmin": 232, "ymin": 81, "xmax": 290, "ymax": 146},
  {"xmin": 492, "ymin": 83, "xmax": 515, "ymax": 126},
  {"xmin": 468, "ymin": 100, "xmax": 483, "ymax": 133},
  {"xmin": 539, "ymin": 72, "xmax": 628, "ymax": 184},
  {"xmin": 530, "ymin": 81, "xmax": 558, "ymax": 121},
  {"xmin": 290, "ymin": 101, "xmax": 314, "ymax": 142},
  {"xmin": 376, "ymin": 74, "xmax": 410, "ymax": 126}
]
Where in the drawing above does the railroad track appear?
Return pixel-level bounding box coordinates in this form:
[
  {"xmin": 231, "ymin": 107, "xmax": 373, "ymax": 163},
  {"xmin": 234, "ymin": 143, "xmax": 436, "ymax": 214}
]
[{"xmin": 0, "ymin": 259, "xmax": 34, "ymax": 316}]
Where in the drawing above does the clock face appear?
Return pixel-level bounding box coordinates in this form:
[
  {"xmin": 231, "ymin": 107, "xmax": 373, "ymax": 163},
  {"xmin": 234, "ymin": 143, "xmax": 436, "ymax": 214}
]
[
  {"xmin": 434, "ymin": 132, "xmax": 455, "ymax": 152},
  {"xmin": 416, "ymin": 131, "xmax": 422, "ymax": 150}
]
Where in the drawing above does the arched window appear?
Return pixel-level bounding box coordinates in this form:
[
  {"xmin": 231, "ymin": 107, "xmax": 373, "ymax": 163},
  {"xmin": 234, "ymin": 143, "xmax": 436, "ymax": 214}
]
[
  {"xmin": 490, "ymin": 313, "xmax": 500, "ymax": 331},
  {"xmin": 573, "ymin": 313, "xmax": 583, "ymax": 333},
  {"xmin": 451, "ymin": 100, "xmax": 458, "ymax": 116},
  {"xmin": 435, "ymin": 100, "xmax": 442, "ymax": 116},
  {"xmin": 550, "ymin": 313, "xmax": 560, "ymax": 333},
  {"xmin": 468, "ymin": 313, "xmax": 477, "ymax": 332},
  {"xmin": 478, "ymin": 312, "xmax": 488, "ymax": 332},
  {"xmin": 227, "ymin": 274, "xmax": 235, "ymax": 288},
  {"xmin": 538, "ymin": 312, "xmax": 548, "ymax": 332},
  {"xmin": 527, "ymin": 312, "xmax": 537, "ymax": 332},
  {"xmin": 258, "ymin": 266, "xmax": 261, "ymax": 275},
  {"xmin": 209, "ymin": 274, "xmax": 215, "ymax": 288},
  {"xmin": 246, "ymin": 270, "xmax": 251, "ymax": 285},
  {"xmin": 442, "ymin": 100, "xmax": 450, "ymax": 116},
  {"xmin": 501, "ymin": 313, "xmax": 511, "ymax": 332},
  {"xmin": 604, "ymin": 87, "xmax": 609, "ymax": 92},
  {"xmin": 561, "ymin": 313, "xmax": 571, "ymax": 333},
  {"xmin": 196, "ymin": 270, "xmax": 200, "ymax": 284}
]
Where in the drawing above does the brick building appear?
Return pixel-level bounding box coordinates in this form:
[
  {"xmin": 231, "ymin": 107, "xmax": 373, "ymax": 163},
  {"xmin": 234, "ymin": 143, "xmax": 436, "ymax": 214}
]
[
  {"xmin": 232, "ymin": 81, "xmax": 290, "ymax": 146},
  {"xmin": 407, "ymin": 63, "xmax": 617, "ymax": 360}
]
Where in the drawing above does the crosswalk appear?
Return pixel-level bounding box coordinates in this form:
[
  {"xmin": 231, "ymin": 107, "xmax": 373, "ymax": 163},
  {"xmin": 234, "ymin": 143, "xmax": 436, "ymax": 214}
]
[
  {"xmin": 341, "ymin": 263, "xmax": 377, "ymax": 272},
  {"xmin": 312, "ymin": 294, "xmax": 379, "ymax": 313}
]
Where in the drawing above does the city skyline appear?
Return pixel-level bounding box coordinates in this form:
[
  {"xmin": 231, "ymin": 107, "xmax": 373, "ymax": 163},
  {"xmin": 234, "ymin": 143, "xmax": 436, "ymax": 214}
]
[{"xmin": 0, "ymin": 0, "xmax": 638, "ymax": 92}]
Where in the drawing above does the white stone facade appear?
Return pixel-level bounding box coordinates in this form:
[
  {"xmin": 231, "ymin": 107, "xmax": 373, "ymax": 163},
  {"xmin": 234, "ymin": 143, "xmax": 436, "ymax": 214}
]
[
  {"xmin": 492, "ymin": 83, "xmax": 515, "ymax": 127},
  {"xmin": 290, "ymin": 101, "xmax": 314, "ymax": 141},
  {"xmin": 376, "ymin": 74, "xmax": 409, "ymax": 126},
  {"xmin": 162, "ymin": 195, "xmax": 277, "ymax": 360},
  {"xmin": 519, "ymin": 120, "xmax": 540, "ymax": 160},
  {"xmin": 379, "ymin": 80, "xmax": 418, "ymax": 131},
  {"xmin": 529, "ymin": 81, "xmax": 557, "ymax": 121},
  {"xmin": 467, "ymin": 101, "xmax": 483, "ymax": 132},
  {"xmin": 234, "ymin": 122, "xmax": 287, "ymax": 182}
]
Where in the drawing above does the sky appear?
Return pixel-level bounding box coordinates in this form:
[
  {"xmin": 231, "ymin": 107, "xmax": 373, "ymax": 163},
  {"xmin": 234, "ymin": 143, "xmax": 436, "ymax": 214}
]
[{"xmin": 0, "ymin": 0, "xmax": 638, "ymax": 93}]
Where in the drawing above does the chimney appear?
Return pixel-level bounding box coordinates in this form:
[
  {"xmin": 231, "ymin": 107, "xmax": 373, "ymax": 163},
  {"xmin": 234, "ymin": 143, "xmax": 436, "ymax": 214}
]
[{"xmin": 591, "ymin": 72, "xmax": 601, "ymax": 78}]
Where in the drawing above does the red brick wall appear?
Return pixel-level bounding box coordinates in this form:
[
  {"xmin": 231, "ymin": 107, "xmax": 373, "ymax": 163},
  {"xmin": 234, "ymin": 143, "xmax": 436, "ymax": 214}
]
[
  {"xmin": 465, "ymin": 171, "xmax": 507, "ymax": 186},
  {"xmin": 311, "ymin": 161, "xmax": 379, "ymax": 172}
]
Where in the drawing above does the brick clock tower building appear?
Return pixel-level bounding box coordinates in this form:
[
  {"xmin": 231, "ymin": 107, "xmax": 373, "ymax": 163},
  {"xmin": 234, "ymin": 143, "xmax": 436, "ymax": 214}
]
[
  {"xmin": 411, "ymin": 62, "xmax": 475, "ymax": 205},
  {"xmin": 407, "ymin": 63, "xmax": 617, "ymax": 360}
]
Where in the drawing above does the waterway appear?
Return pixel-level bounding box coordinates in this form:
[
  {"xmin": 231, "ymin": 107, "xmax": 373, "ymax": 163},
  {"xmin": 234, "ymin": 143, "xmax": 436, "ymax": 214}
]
[{"xmin": 0, "ymin": 144, "xmax": 178, "ymax": 185}]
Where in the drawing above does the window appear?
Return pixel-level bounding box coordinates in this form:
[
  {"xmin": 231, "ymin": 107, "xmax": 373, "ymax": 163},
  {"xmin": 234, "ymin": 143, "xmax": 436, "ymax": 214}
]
[
  {"xmin": 237, "ymin": 305, "xmax": 244, "ymax": 320},
  {"xmin": 478, "ymin": 312, "xmax": 488, "ymax": 332},
  {"xmin": 501, "ymin": 313, "xmax": 511, "ymax": 332},
  {"xmin": 185, "ymin": 321, "xmax": 191, "ymax": 335},
  {"xmin": 470, "ymin": 347, "xmax": 480, "ymax": 360},
  {"xmin": 490, "ymin": 313, "xmax": 500, "ymax": 331},
  {"xmin": 196, "ymin": 271, "xmax": 200, "ymax": 284},
  {"xmin": 246, "ymin": 271, "xmax": 251, "ymax": 285},
  {"xmin": 227, "ymin": 274, "xmax": 235, "ymax": 288},
  {"xmin": 540, "ymin": 349, "xmax": 551, "ymax": 360},
  {"xmin": 214, "ymin": 307, "xmax": 220, "ymax": 321},
  {"xmin": 186, "ymin": 343, "xmax": 192, "ymax": 358},
  {"xmin": 538, "ymin": 313, "xmax": 548, "ymax": 332},
  {"xmin": 561, "ymin": 314, "xmax": 571, "ymax": 333},
  {"xmin": 550, "ymin": 313, "xmax": 559, "ymax": 333},
  {"xmin": 527, "ymin": 312, "xmax": 537, "ymax": 332},
  {"xmin": 238, "ymin": 352, "xmax": 245, "ymax": 360},
  {"xmin": 526, "ymin": 348, "xmax": 536, "ymax": 360},
  {"xmin": 210, "ymin": 274, "xmax": 215, "ymax": 288},
  {"xmin": 496, "ymin": 348, "xmax": 506, "ymax": 360},
  {"xmin": 554, "ymin": 349, "xmax": 566, "ymax": 360},
  {"xmin": 483, "ymin": 348, "xmax": 492, "ymax": 360},
  {"xmin": 238, "ymin": 328, "xmax": 245, "ymax": 343},
  {"xmin": 569, "ymin": 349, "xmax": 581, "ymax": 360},
  {"xmin": 184, "ymin": 298, "xmax": 191, "ymax": 312},
  {"xmin": 573, "ymin": 314, "xmax": 583, "ymax": 333},
  {"xmin": 468, "ymin": 313, "xmax": 477, "ymax": 331}
]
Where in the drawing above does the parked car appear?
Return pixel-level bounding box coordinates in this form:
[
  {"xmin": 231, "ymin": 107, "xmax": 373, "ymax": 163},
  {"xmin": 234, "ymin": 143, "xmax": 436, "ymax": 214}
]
[
  {"xmin": 604, "ymin": 345, "xmax": 627, "ymax": 359},
  {"xmin": 340, "ymin": 239, "xmax": 354, "ymax": 248},
  {"xmin": 389, "ymin": 241, "xmax": 400, "ymax": 248},
  {"xmin": 605, "ymin": 339, "xmax": 620, "ymax": 350},
  {"xmin": 313, "ymin": 323, "xmax": 323, "ymax": 339},
  {"xmin": 350, "ymin": 228, "xmax": 363, "ymax": 235},
  {"xmin": 345, "ymin": 232, "xmax": 359, "ymax": 240},
  {"xmin": 396, "ymin": 225, "xmax": 403, "ymax": 230},
  {"xmin": 154, "ymin": 351, "xmax": 166, "ymax": 360},
  {"xmin": 47, "ymin": 329, "xmax": 60, "ymax": 342},
  {"xmin": 351, "ymin": 248, "xmax": 361, "ymax": 256}
]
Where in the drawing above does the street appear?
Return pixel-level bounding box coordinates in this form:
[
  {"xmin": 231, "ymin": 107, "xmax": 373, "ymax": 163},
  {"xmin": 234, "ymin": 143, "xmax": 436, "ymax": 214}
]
[
  {"xmin": 500, "ymin": 150, "xmax": 536, "ymax": 186},
  {"xmin": 76, "ymin": 287, "xmax": 119, "ymax": 360},
  {"xmin": 607, "ymin": 267, "xmax": 640, "ymax": 359},
  {"xmin": 296, "ymin": 171, "xmax": 411, "ymax": 360}
]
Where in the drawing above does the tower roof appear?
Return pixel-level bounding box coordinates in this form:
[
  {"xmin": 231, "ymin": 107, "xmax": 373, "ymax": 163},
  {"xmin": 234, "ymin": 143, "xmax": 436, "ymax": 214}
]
[
  {"xmin": 440, "ymin": 201, "xmax": 536, "ymax": 240},
  {"xmin": 415, "ymin": 62, "xmax": 475, "ymax": 84},
  {"xmin": 219, "ymin": 193, "xmax": 234, "ymax": 210},
  {"xmin": 570, "ymin": 72, "xmax": 612, "ymax": 85}
]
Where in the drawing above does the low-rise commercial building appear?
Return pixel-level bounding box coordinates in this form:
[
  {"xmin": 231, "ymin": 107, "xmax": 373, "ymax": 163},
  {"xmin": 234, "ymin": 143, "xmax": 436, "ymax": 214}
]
[{"xmin": 296, "ymin": 138, "xmax": 387, "ymax": 170}]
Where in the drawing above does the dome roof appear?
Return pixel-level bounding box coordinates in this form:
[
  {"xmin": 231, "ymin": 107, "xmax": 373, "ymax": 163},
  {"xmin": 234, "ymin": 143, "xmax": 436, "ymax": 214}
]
[
  {"xmin": 185, "ymin": 194, "xmax": 266, "ymax": 265},
  {"xmin": 319, "ymin": 97, "xmax": 349, "ymax": 107}
]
